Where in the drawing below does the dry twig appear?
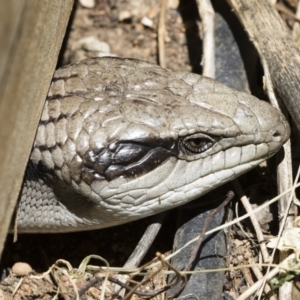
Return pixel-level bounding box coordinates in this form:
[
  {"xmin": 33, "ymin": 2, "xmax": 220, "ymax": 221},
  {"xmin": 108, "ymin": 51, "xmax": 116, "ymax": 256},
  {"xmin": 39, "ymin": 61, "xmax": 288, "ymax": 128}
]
[
  {"xmin": 196, "ymin": 0, "xmax": 215, "ymax": 78},
  {"xmin": 184, "ymin": 191, "xmax": 234, "ymax": 271},
  {"xmin": 232, "ymin": 180, "xmax": 270, "ymax": 263},
  {"xmin": 158, "ymin": 0, "xmax": 168, "ymax": 68},
  {"xmin": 292, "ymin": 1, "xmax": 300, "ymax": 46}
]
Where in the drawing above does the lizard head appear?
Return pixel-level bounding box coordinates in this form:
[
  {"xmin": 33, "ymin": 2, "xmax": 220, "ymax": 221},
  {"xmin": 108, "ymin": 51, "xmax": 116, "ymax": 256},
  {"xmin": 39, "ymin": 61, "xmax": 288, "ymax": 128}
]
[{"xmin": 31, "ymin": 57, "xmax": 290, "ymax": 228}]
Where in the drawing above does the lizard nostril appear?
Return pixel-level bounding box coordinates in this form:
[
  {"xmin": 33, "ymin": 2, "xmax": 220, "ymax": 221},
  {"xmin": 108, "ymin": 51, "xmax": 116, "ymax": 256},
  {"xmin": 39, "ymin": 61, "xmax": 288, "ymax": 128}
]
[
  {"xmin": 272, "ymin": 130, "xmax": 283, "ymax": 142},
  {"xmin": 271, "ymin": 119, "xmax": 290, "ymax": 143},
  {"xmin": 273, "ymin": 131, "xmax": 281, "ymax": 138},
  {"xmin": 272, "ymin": 128, "xmax": 284, "ymax": 142}
]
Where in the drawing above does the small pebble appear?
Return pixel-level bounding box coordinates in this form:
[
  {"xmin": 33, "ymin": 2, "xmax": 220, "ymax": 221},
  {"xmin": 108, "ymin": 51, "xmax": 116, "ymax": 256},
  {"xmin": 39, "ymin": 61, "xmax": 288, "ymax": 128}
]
[
  {"xmin": 119, "ymin": 11, "xmax": 132, "ymax": 21},
  {"xmin": 20, "ymin": 283, "xmax": 31, "ymax": 293},
  {"xmin": 79, "ymin": 0, "xmax": 95, "ymax": 8},
  {"xmin": 237, "ymin": 255, "xmax": 244, "ymax": 263},
  {"xmin": 80, "ymin": 36, "xmax": 110, "ymax": 54},
  {"xmin": 141, "ymin": 17, "xmax": 153, "ymax": 28},
  {"xmin": 12, "ymin": 262, "xmax": 32, "ymax": 276},
  {"xmin": 168, "ymin": 0, "xmax": 179, "ymax": 9}
]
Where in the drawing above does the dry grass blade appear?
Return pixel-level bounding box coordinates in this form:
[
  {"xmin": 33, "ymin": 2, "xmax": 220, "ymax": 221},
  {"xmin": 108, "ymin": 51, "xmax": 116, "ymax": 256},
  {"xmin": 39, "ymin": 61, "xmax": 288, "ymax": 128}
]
[{"xmin": 232, "ymin": 180, "xmax": 270, "ymax": 264}]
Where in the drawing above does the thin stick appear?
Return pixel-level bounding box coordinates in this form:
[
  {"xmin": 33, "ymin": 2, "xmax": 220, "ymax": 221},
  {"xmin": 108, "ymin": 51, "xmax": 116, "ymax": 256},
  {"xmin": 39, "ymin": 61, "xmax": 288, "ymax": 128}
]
[
  {"xmin": 158, "ymin": 0, "xmax": 168, "ymax": 68},
  {"xmin": 184, "ymin": 191, "xmax": 234, "ymax": 271},
  {"xmin": 250, "ymin": 261, "xmax": 274, "ymax": 299},
  {"xmin": 232, "ymin": 180, "xmax": 270, "ymax": 263},
  {"xmin": 116, "ymin": 213, "xmax": 166, "ymax": 297},
  {"xmin": 292, "ymin": 1, "xmax": 300, "ymax": 45},
  {"xmin": 196, "ymin": 0, "xmax": 215, "ymax": 78},
  {"xmin": 275, "ymin": 3, "xmax": 300, "ymax": 23},
  {"xmin": 261, "ymin": 54, "xmax": 295, "ymax": 300},
  {"xmin": 124, "ymin": 213, "xmax": 166, "ymax": 269}
]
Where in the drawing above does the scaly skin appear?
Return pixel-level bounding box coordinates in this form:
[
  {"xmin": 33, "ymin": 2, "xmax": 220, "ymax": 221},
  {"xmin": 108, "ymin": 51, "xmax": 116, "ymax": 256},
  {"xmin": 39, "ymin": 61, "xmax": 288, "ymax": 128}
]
[{"xmin": 17, "ymin": 57, "xmax": 290, "ymax": 233}]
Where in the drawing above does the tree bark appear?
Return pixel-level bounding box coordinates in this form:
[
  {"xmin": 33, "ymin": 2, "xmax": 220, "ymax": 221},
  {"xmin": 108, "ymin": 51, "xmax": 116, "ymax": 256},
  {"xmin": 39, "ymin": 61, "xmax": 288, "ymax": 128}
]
[{"xmin": 227, "ymin": 0, "xmax": 300, "ymax": 132}]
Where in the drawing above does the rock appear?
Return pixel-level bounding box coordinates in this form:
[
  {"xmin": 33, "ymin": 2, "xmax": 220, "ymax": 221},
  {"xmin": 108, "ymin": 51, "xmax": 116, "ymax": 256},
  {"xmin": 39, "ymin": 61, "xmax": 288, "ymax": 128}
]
[
  {"xmin": 79, "ymin": 0, "xmax": 95, "ymax": 8},
  {"xmin": 12, "ymin": 262, "xmax": 32, "ymax": 276}
]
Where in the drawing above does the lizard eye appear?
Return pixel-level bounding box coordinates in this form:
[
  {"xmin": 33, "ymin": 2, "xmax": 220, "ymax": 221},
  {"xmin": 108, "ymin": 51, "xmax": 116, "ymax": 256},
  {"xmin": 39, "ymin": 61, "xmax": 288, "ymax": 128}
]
[{"xmin": 181, "ymin": 134, "xmax": 216, "ymax": 154}]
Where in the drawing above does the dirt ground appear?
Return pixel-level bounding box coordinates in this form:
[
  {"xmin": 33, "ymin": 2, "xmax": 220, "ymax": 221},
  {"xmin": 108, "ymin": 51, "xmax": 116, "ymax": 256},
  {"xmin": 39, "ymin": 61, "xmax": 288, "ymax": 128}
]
[{"xmin": 1, "ymin": 0, "xmax": 299, "ymax": 299}]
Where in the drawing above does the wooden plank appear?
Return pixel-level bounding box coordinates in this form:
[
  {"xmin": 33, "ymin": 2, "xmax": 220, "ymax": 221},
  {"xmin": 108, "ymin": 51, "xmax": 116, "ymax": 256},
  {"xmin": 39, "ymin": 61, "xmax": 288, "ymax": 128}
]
[
  {"xmin": 0, "ymin": 0, "xmax": 74, "ymax": 257},
  {"xmin": 0, "ymin": 0, "xmax": 25, "ymax": 85}
]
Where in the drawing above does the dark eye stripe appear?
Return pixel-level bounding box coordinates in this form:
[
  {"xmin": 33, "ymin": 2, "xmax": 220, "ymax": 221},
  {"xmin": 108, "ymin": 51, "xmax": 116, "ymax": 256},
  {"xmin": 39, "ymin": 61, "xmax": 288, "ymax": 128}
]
[
  {"xmin": 82, "ymin": 138, "xmax": 178, "ymax": 182},
  {"xmin": 105, "ymin": 148, "xmax": 174, "ymax": 181}
]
